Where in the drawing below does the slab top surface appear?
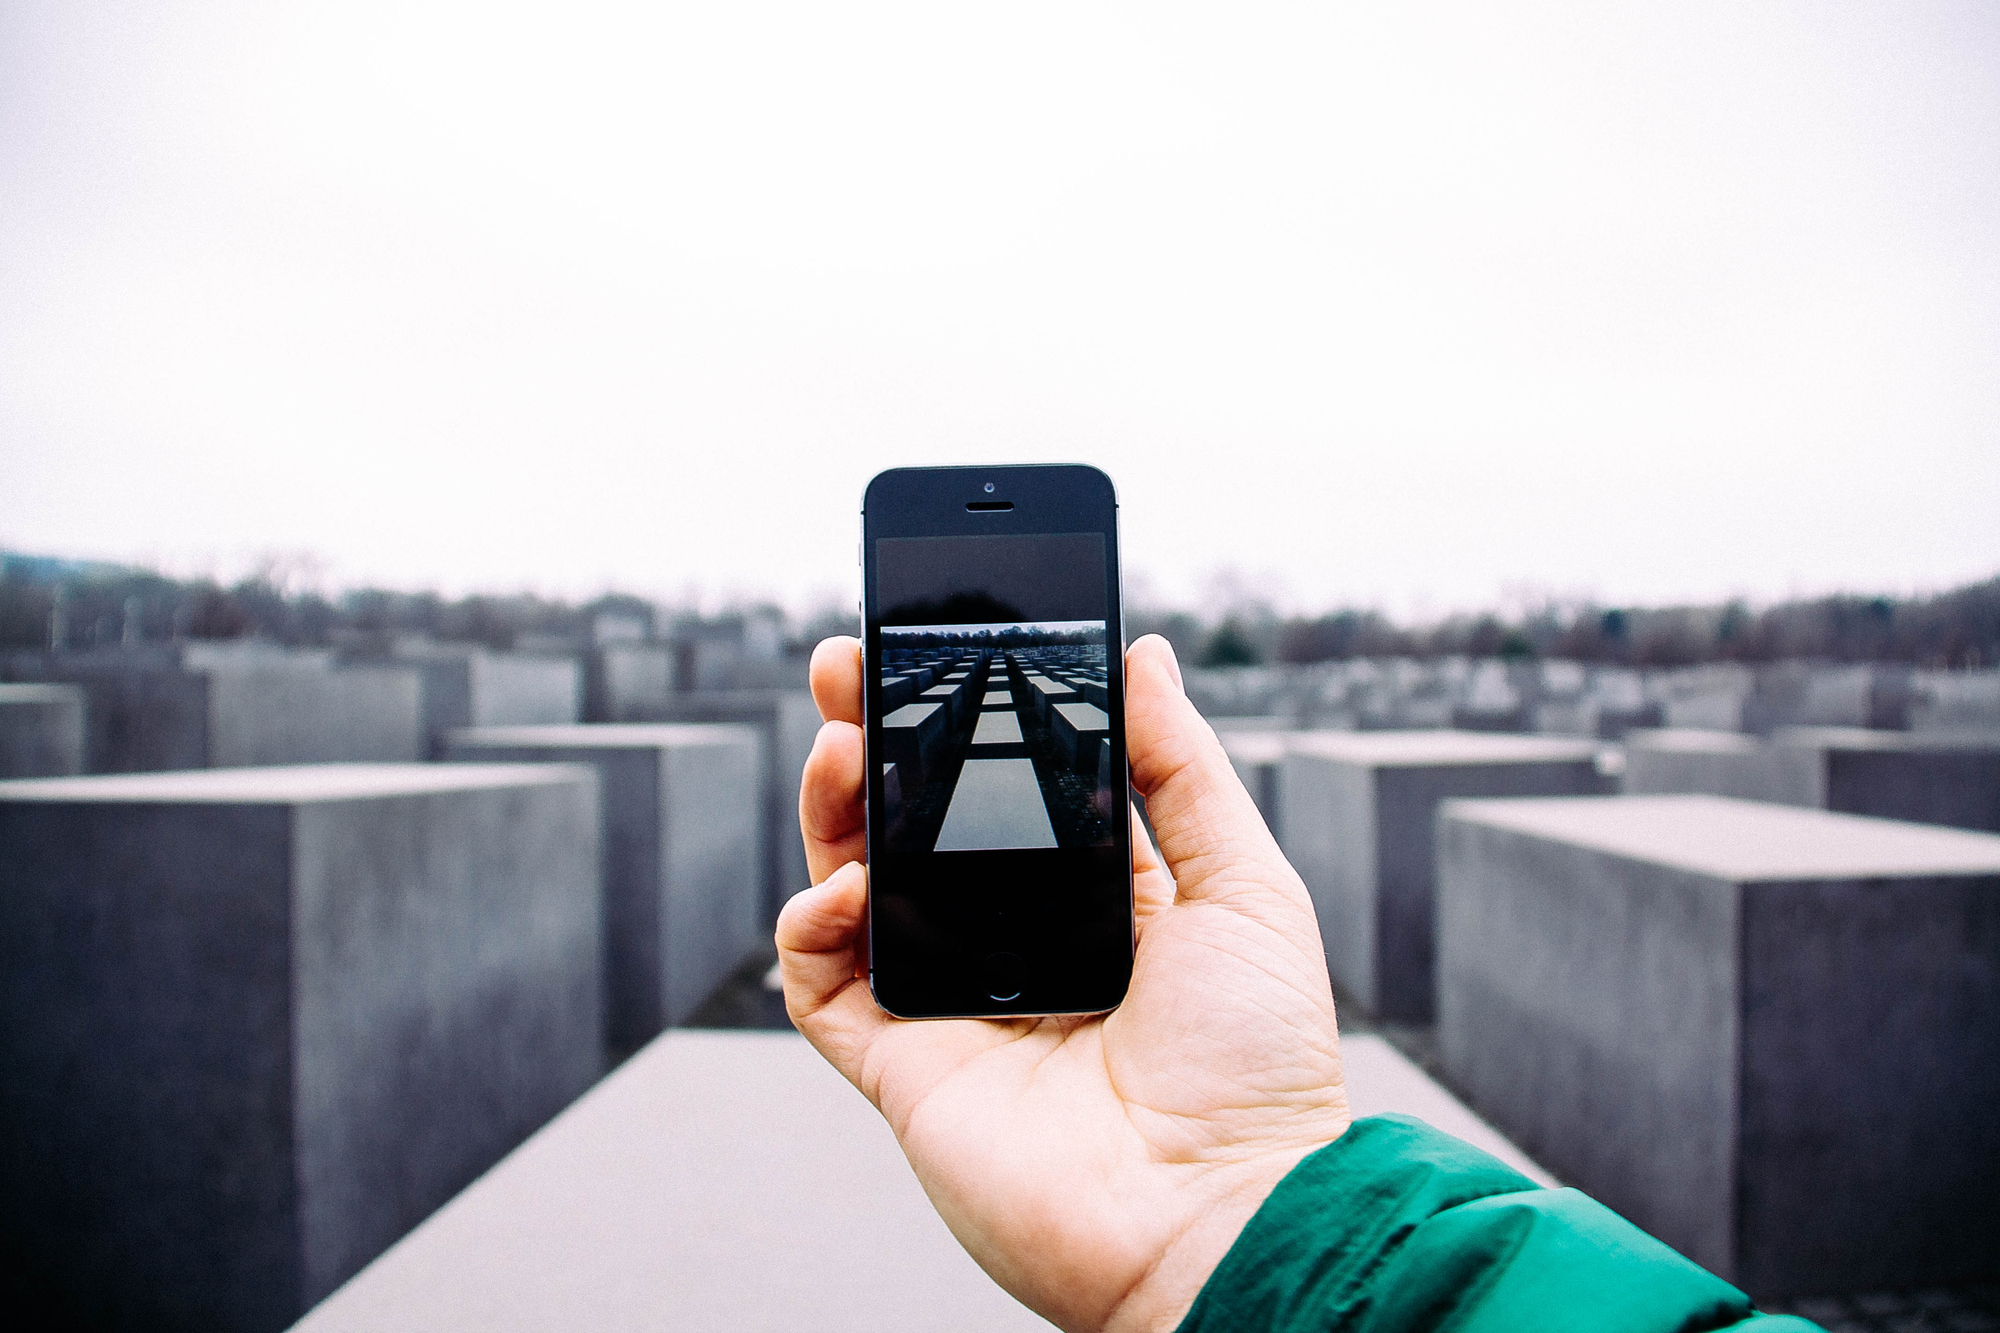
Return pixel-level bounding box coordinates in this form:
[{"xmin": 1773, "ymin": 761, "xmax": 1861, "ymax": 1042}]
[
  {"xmin": 0, "ymin": 683, "xmax": 83, "ymax": 703},
  {"xmin": 970, "ymin": 712, "xmax": 1024, "ymax": 746},
  {"xmin": 1773, "ymin": 726, "xmax": 2000, "ymax": 755},
  {"xmin": 1220, "ymin": 732, "xmax": 1288, "ymax": 764},
  {"xmin": 882, "ymin": 702, "xmax": 941, "ymax": 728},
  {"xmin": 1287, "ymin": 729, "xmax": 1599, "ymax": 767},
  {"xmin": 1444, "ymin": 793, "xmax": 2000, "ymax": 881},
  {"xmin": 1053, "ymin": 702, "xmax": 1109, "ymax": 730},
  {"xmin": 449, "ymin": 724, "xmax": 757, "ymax": 750},
  {"xmin": 1624, "ymin": 728, "xmax": 1764, "ymax": 754},
  {"xmin": 935, "ymin": 758, "xmax": 1057, "ymax": 851},
  {"xmin": 0, "ymin": 762, "xmax": 594, "ymax": 804}
]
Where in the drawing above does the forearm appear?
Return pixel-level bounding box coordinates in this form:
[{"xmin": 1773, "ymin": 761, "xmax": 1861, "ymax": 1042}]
[{"xmin": 1174, "ymin": 1116, "xmax": 1822, "ymax": 1333}]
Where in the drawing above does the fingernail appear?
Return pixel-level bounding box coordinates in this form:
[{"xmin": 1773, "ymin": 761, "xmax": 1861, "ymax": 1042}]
[{"xmin": 1158, "ymin": 636, "xmax": 1185, "ymax": 693}]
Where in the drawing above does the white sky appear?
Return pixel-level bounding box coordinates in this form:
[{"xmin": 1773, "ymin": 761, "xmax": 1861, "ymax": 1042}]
[{"xmin": 2, "ymin": 1, "xmax": 1996, "ymax": 620}]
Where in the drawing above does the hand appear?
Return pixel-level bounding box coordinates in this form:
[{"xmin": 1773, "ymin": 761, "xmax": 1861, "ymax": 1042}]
[{"xmin": 779, "ymin": 634, "xmax": 1351, "ymax": 1333}]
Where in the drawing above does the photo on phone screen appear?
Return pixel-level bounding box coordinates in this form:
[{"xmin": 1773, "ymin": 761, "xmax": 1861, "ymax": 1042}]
[{"xmin": 875, "ymin": 532, "xmax": 1117, "ymax": 856}]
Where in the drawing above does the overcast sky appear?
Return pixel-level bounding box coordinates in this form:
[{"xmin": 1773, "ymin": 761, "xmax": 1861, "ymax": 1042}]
[{"xmin": 2, "ymin": 1, "xmax": 1996, "ymax": 620}]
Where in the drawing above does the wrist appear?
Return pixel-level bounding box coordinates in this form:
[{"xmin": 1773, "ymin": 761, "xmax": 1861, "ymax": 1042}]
[{"xmin": 1101, "ymin": 1128, "xmax": 1349, "ymax": 1333}]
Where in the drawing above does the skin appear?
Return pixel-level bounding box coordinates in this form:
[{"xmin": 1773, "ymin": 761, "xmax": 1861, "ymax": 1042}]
[{"xmin": 778, "ymin": 632, "xmax": 1352, "ymax": 1333}]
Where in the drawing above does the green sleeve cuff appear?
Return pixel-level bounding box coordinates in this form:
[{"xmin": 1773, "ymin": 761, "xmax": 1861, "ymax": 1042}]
[{"xmin": 1175, "ymin": 1115, "xmax": 1822, "ymax": 1333}]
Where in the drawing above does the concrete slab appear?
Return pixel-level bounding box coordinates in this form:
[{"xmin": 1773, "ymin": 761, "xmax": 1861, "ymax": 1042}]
[
  {"xmin": 1435, "ymin": 794, "xmax": 2000, "ymax": 1299},
  {"xmin": 654, "ymin": 691, "xmax": 820, "ymax": 929},
  {"xmin": 583, "ymin": 643, "xmax": 674, "ymax": 722},
  {"xmin": 1051, "ymin": 701, "xmax": 1110, "ymax": 772},
  {"xmin": 935, "ymin": 758, "xmax": 1056, "ymax": 851},
  {"xmin": 880, "ymin": 701, "xmax": 948, "ymax": 785},
  {"xmin": 393, "ymin": 649, "xmax": 581, "ymax": 757},
  {"xmin": 881, "ymin": 762, "xmax": 903, "ymax": 826},
  {"xmin": 1626, "ymin": 726, "xmax": 2000, "ymax": 833},
  {"xmin": 880, "ymin": 675, "xmax": 918, "ymax": 712},
  {"xmin": 1911, "ymin": 669, "xmax": 2000, "ymax": 735},
  {"xmin": 7, "ymin": 652, "xmax": 425, "ymax": 772},
  {"xmin": 970, "ymin": 711, "xmax": 1024, "ymax": 748},
  {"xmin": 210, "ymin": 666, "xmax": 428, "ymax": 767},
  {"xmin": 446, "ymin": 725, "xmax": 764, "ymax": 1048},
  {"xmin": 1026, "ymin": 676, "xmax": 1079, "ymax": 724},
  {"xmin": 0, "ymin": 763, "xmax": 602, "ymax": 1331},
  {"xmin": 922, "ymin": 682, "xmax": 968, "ymax": 727},
  {"xmin": 1774, "ymin": 726, "xmax": 2000, "ymax": 833},
  {"xmin": 0, "ymin": 682, "xmax": 85, "ymax": 777},
  {"xmin": 1623, "ymin": 728, "xmax": 1823, "ymax": 806},
  {"xmin": 1219, "ymin": 730, "xmax": 1285, "ymax": 837},
  {"xmin": 1278, "ymin": 730, "xmax": 1603, "ymax": 1021}
]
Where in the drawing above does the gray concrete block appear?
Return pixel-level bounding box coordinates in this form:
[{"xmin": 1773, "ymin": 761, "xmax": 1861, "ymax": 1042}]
[
  {"xmin": 1435, "ymin": 795, "xmax": 2000, "ymax": 1298},
  {"xmin": 0, "ymin": 763, "xmax": 602, "ymax": 1332},
  {"xmin": 882, "ymin": 762, "xmax": 904, "ymax": 827},
  {"xmin": 879, "ymin": 674, "xmax": 917, "ymax": 713},
  {"xmin": 1451, "ymin": 703, "xmax": 1533, "ymax": 733},
  {"xmin": 1911, "ymin": 669, "xmax": 2000, "ymax": 735},
  {"xmin": 935, "ymin": 757, "xmax": 1056, "ymax": 850},
  {"xmin": 583, "ymin": 643, "xmax": 674, "ymax": 723},
  {"xmin": 1050, "ymin": 702, "xmax": 1109, "ymax": 771},
  {"xmin": 1023, "ymin": 675, "xmax": 1079, "ymax": 725},
  {"xmin": 653, "ymin": 691, "xmax": 820, "ymax": 928},
  {"xmin": 1623, "ymin": 728, "xmax": 1822, "ymax": 805},
  {"xmin": 446, "ymin": 725, "xmax": 763, "ymax": 1049},
  {"xmin": 1659, "ymin": 665, "xmax": 1754, "ymax": 732},
  {"xmin": 880, "ymin": 702, "xmax": 949, "ymax": 784},
  {"xmin": 1626, "ymin": 727, "xmax": 2000, "ymax": 833},
  {"xmin": 1744, "ymin": 663, "xmax": 1915, "ymax": 734},
  {"xmin": 0, "ymin": 683, "xmax": 85, "ymax": 777},
  {"xmin": 397, "ymin": 649, "xmax": 580, "ymax": 756},
  {"xmin": 1773, "ymin": 727, "xmax": 2000, "ymax": 833},
  {"xmin": 1219, "ymin": 730, "xmax": 1285, "ymax": 837},
  {"xmin": 208, "ymin": 666, "xmax": 427, "ymax": 768},
  {"xmin": 921, "ymin": 681, "xmax": 970, "ymax": 728},
  {"xmin": 7, "ymin": 651, "xmax": 424, "ymax": 772},
  {"xmin": 1278, "ymin": 730, "xmax": 1603, "ymax": 1021}
]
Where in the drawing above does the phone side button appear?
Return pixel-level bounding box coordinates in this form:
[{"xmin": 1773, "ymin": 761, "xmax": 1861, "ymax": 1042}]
[{"xmin": 982, "ymin": 952, "xmax": 1025, "ymax": 1004}]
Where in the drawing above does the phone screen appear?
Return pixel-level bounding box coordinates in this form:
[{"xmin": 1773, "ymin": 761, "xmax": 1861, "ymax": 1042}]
[{"xmin": 863, "ymin": 468, "xmax": 1134, "ymax": 1018}]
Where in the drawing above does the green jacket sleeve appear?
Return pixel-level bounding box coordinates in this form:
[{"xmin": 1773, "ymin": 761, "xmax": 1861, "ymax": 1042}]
[{"xmin": 1175, "ymin": 1115, "xmax": 1822, "ymax": 1333}]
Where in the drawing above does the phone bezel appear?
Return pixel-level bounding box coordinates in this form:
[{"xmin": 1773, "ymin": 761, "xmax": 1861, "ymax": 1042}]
[{"xmin": 859, "ymin": 463, "xmax": 1135, "ymax": 1019}]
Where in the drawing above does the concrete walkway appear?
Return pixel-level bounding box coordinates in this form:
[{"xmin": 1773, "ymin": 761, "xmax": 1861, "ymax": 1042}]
[{"xmin": 293, "ymin": 1029, "xmax": 1551, "ymax": 1332}]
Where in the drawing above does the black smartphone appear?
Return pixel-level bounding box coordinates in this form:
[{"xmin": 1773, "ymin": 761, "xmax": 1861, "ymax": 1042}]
[{"xmin": 861, "ymin": 464, "xmax": 1135, "ymax": 1019}]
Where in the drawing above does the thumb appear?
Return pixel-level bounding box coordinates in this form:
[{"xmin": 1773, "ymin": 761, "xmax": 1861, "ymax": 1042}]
[{"xmin": 1123, "ymin": 635, "xmax": 1297, "ymax": 904}]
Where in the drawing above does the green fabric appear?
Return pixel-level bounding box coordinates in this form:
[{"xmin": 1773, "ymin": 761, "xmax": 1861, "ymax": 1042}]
[{"xmin": 1175, "ymin": 1115, "xmax": 1822, "ymax": 1333}]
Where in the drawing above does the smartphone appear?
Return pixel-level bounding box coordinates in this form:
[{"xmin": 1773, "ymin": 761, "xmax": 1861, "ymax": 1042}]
[{"xmin": 860, "ymin": 464, "xmax": 1135, "ymax": 1019}]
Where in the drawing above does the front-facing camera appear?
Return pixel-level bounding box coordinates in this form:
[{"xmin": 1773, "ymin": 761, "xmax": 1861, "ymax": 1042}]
[{"xmin": 984, "ymin": 482, "xmax": 995, "ymax": 492}]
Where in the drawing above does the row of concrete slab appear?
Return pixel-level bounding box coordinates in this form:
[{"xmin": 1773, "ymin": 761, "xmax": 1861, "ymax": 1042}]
[
  {"xmin": 0, "ymin": 643, "xmax": 582, "ymax": 772},
  {"xmin": 0, "ymin": 716, "xmax": 812, "ymax": 1333},
  {"xmin": 0, "ymin": 658, "xmax": 819, "ymax": 925},
  {"xmin": 1186, "ymin": 658, "xmax": 2000, "ymax": 737},
  {"xmin": 1218, "ymin": 724, "xmax": 2000, "ymax": 1298},
  {"xmin": 879, "ymin": 649, "xmax": 1112, "ymax": 790}
]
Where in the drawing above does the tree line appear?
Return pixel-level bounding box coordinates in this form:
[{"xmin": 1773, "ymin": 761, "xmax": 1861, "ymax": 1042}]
[{"xmin": 3, "ymin": 551, "xmax": 1994, "ymax": 669}]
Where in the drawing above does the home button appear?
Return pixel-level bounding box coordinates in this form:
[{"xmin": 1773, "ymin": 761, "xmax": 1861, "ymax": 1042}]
[{"xmin": 982, "ymin": 952, "xmax": 1025, "ymax": 1003}]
